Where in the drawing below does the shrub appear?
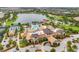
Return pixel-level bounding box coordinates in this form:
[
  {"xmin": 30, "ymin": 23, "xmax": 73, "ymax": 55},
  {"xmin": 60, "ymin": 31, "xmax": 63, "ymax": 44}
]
[
  {"xmin": 67, "ymin": 44, "xmax": 77, "ymax": 52},
  {"xmin": 9, "ymin": 40, "xmax": 16, "ymax": 45},
  {"xmin": 25, "ymin": 49, "xmax": 30, "ymax": 52},
  {"xmin": 72, "ymin": 45, "xmax": 78, "ymax": 50},
  {"xmin": 77, "ymin": 38, "xmax": 79, "ymax": 43},
  {"xmin": 51, "ymin": 43, "xmax": 60, "ymax": 47},
  {"xmin": 6, "ymin": 44, "xmax": 10, "ymax": 48},
  {"xmin": 67, "ymin": 46, "xmax": 75, "ymax": 52},
  {"xmin": 65, "ymin": 33, "xmax": 70, "ymax": 37},
  {"xmin": 67, "ymin": 41, "xmax": 72, "ymax": 46},
  {"xmin": 0, "ymin": 43, "xmax": 3, "ymax": 50},
  {"xmin": 16, "ymin": 45, "xmax": 19, "ymax": 50},
  {"xmin": 50, "ymin": 48, "xmax": 56, "ymax": 52},
  {"xmin": 0, "ymin": 37, "xmax": 3, "ymax": 43},
  {"xmin": 35, "ymin": 49, "xmax": 42, "ymax": 52},
  {"xmin": 19, "ymin": 39, "xmax": 30, "ymax": 47},
  {"xmin": 38, "ymin": 37, "xmax": 48, "ymax": 43},
  {"xmin": 72, "ymin": 40, "xmax": 77, "ymax": 43}
]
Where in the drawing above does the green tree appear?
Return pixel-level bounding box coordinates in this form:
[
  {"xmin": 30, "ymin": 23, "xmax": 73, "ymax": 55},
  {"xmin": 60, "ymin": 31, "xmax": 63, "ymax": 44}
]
[
  {"xmin": 67, "ymin": 46, "xmax": 75, "ymax": 52},
  {"xmin": 50, "ymin": 48, "xmax": 56, "ymax": 52},
  {"xmin": 9, "ymin": 40, "xmax": 16, "ymax": 45},
  {"xmin": 72, "ymin": 45, "xmax": 78, "ymax": 50},
  {"xmin": 0, "ymin": 22, "xmax": 2, "ymax": 26},
  {"xmin": 26, "ymin": 23, "xmax": 30, "ymax": 27},
  {"xmin": 19, "ymin": 39, "xmax": 29, "ymax": 47},
  {"xmin": 0, "ymin": 43, "xmax": 3, "ymax": 50},
  {"xmin": 6, "ymin": 44, "xmax": 10, "ymax": 48},
  {"xmin": 67, "ymin": 41, "xmax": 72, "ymax": 46},
  {"xmin": 16, "ymin": 45, "xmax": 19, "ymax": 51}
]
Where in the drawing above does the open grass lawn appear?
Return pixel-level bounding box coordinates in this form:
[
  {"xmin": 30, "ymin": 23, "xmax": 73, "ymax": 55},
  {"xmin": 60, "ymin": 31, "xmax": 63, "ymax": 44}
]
[
  {"xmin": 47, "ymin": 14, "xmax": 79, "ymax": 32},
  {"xmin": 60, "ymin": 24, "xmax": 79, "ymax": 32},
  {"xmin": 5, "ymin": 15, "xmax": 18, "ymax": 26},
  {"xmin": 6, "ymin": 20, "xmax": 13, "ymax": 26}
]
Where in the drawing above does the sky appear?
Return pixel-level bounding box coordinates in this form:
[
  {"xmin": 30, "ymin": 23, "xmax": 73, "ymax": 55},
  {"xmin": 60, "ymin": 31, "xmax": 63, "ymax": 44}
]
[{"xmin": 0, "ymin": 0, "xmax": 79, "ymax": 7}]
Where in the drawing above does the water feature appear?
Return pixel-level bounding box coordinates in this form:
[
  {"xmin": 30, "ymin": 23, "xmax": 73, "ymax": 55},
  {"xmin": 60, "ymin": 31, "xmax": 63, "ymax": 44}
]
[
  {"xmin": 14, "ymin": 14, "xmax": 47, "ymax": 24},
  {"xmin": 0, "ymin": 27, "xmax": 6, "ymax": 34}
]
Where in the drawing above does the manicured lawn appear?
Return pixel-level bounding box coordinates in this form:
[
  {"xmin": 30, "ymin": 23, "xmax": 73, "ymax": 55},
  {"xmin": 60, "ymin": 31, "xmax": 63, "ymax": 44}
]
[
  {"xmin": 6, "ymin": 20, "xmax": 13, "ymax": 26},
  {"xmin": 6, "ymin": 19, "xmax": 13, "ymax": 26},
  {"xmin": 5, "ymin": 15, "xmax": 18, "ymax": 26},
  {"xmin": 60, "ymin": 24, "xmax": 79, "ymax": 32},
  {"xmin": 19, "ymin": 39, "xmax": 30, "ymax": 47}
]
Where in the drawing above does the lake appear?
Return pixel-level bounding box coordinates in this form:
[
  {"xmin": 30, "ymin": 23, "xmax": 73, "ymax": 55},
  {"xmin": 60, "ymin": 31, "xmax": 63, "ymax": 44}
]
[{"xmin": 14, "ymin": 14, "xmax": 47, "ymax": 24}]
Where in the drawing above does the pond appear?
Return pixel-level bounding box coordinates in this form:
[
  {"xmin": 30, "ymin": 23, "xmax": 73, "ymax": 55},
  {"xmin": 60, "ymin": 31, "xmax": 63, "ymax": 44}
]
[
  {"xmin": 14, "ymin": 14, "xmax": 47, "ymax": 24},
  {"xmin": 0, "ymin": 27, "xmax": 6, "ymax": 36}
]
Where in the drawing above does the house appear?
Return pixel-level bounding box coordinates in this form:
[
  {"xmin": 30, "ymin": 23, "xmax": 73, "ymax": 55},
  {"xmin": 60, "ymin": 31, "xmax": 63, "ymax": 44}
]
[
  {"xmin": 47, "ymin": 25, "xmax": 54, "ymax": 30},
  {"xmin": 32, "ymin": 30, "xmax": 44, "ymax": 35},
  {"xmin": 32, "ymin": 34, "xmax": 39, "ymax": 38},
  {"xmin": 53, "ymin": 28, "xmax": 65, "ymax": 35},
  {"xmin": 21, "ymin": 32, "xmax": 26, "ymax": 38},
  {"xmin": 43, "ymin": 28, "xmax": 53, "ymax": 35},
  {"xmin": 0, "ymin": 12, "xmax": 5, "ymax": 18},
  {"xmin": 31, "ymin": 30, "xmax": 45, "ymax": 38},
  {"xmin": 8, "ymin": 31, "xmax": 15, "ymax": 37},
  {"xmin": 40, "ymin": 25, "xmax": 47, "ymax": 29},
  {"xmin": 52, "ymin": 28, "xmax": 65, "ymax": 39},
  {"xmin": 47, "ymin": 35, "xmax": 56, "ymax": 45},
  {"xmin": 26, "ymin": 33, "xmax": 32, "ymax": 40},
  {"xmin": 40, "ymin": 19, "xmax": 48, "ymax": 24}
]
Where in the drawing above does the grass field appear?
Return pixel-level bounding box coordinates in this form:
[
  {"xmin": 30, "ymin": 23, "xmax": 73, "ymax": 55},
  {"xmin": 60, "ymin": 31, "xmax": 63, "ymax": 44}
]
[{"xmin": 60, "ymin": 24, "xmax": 79, "ymax": 32}]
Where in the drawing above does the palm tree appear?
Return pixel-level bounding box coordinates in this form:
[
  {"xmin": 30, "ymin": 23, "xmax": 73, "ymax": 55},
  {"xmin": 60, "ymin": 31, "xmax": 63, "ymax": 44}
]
[
  {"xmin": 62, "ymin": 16, "xmax": 68, "ymax": 24},
  {"xmin": 32, "ymin": 38, "xmax": 36, "ymax": 47}
]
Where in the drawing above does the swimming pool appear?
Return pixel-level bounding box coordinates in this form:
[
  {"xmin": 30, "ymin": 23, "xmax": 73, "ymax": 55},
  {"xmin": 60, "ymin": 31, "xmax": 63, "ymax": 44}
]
[{"xmin": 31, "ymin": 24, "xmax": 40, "ymax": 30}]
